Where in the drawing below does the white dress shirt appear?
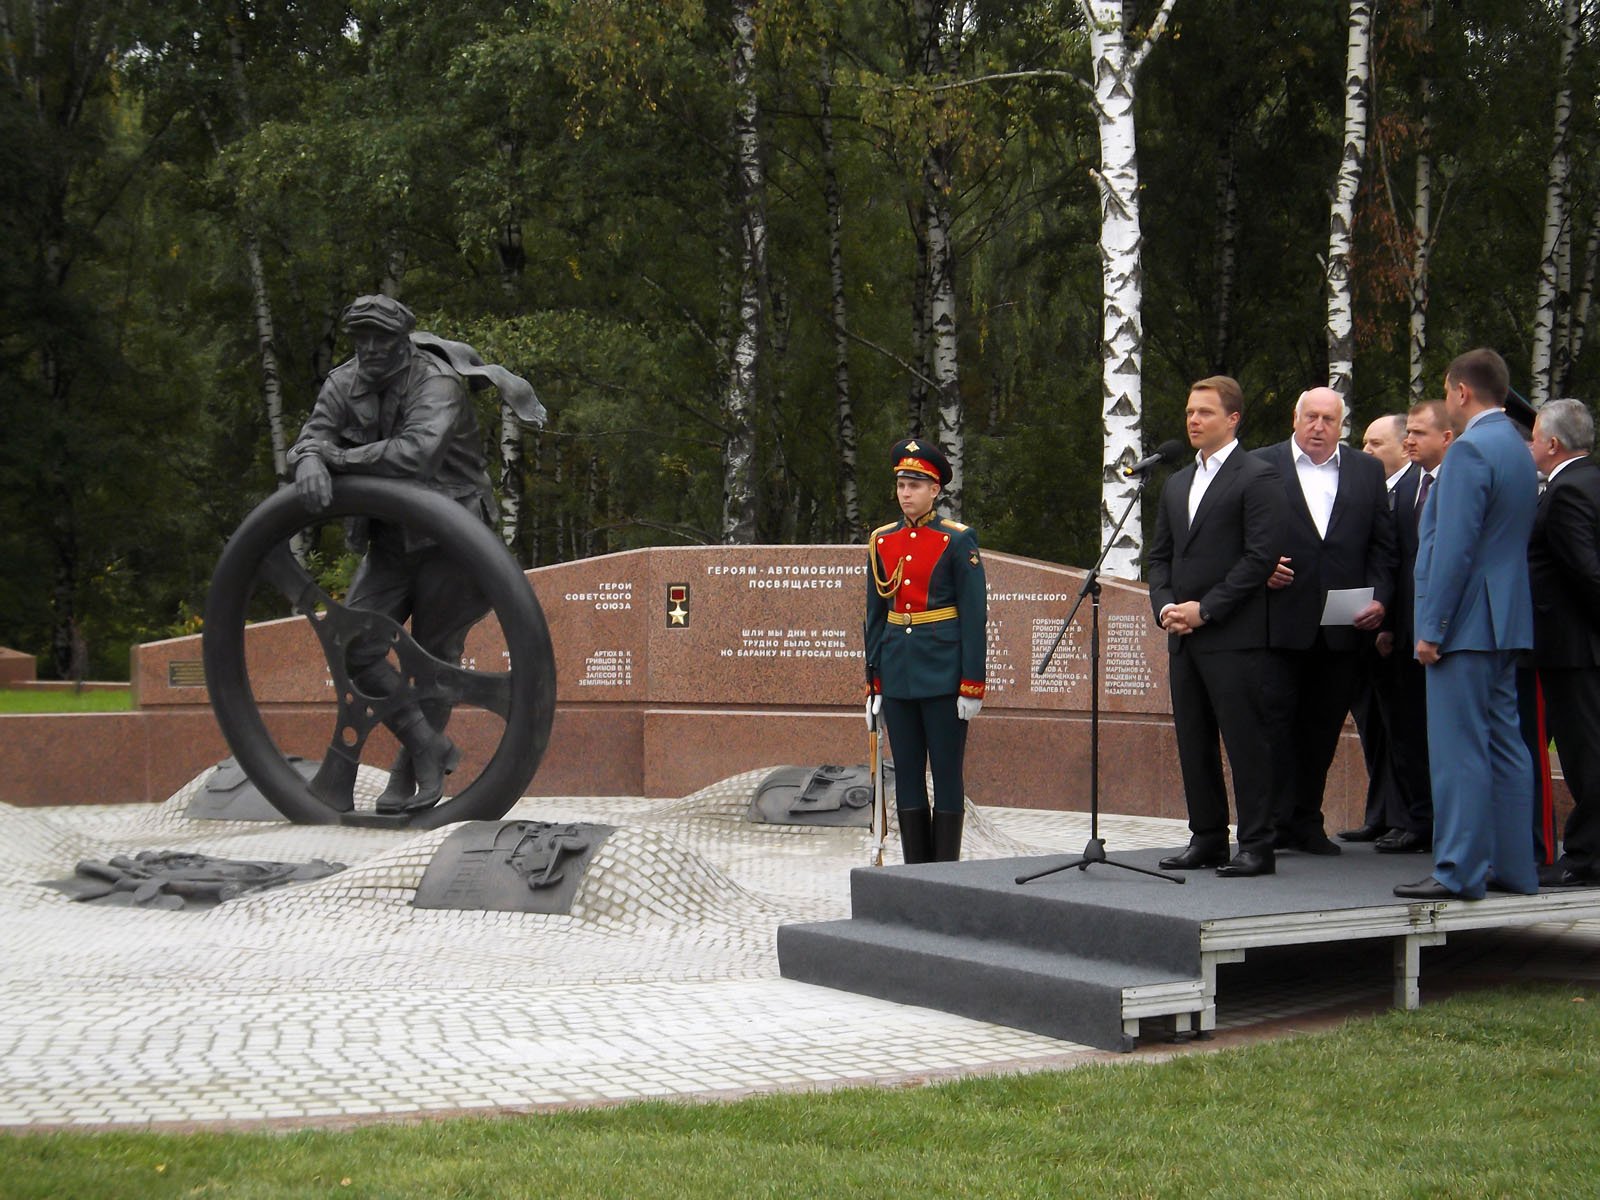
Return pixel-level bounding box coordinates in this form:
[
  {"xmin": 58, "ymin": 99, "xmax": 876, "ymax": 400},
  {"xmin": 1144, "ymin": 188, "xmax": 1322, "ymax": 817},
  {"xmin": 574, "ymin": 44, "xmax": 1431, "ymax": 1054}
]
[
  {"xmin": 1293, "ymin": 443, "xmax": 1340, "ymax": 539},
  {"xmin": 1188, "ymin": 439, "xmax": 1240, "ymax": 523},
  {"xmin": 1546, "ymin": 456, "xmax": 1580, "ymax": 486}
]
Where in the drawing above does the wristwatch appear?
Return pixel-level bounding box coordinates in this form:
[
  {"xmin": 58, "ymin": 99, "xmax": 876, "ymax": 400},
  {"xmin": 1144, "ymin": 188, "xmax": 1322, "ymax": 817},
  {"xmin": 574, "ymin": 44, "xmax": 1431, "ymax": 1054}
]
[{"xmin": 1198, "ymin": 605, "xmax": 1213, "ymax": 625}]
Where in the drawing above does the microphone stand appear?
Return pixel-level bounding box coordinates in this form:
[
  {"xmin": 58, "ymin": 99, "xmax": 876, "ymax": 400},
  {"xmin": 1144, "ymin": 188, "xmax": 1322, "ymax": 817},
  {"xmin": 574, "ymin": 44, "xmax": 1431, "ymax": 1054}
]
[{"xmin": 1016, "ymin": 469, "xmax": 1182, "ymax": 886}]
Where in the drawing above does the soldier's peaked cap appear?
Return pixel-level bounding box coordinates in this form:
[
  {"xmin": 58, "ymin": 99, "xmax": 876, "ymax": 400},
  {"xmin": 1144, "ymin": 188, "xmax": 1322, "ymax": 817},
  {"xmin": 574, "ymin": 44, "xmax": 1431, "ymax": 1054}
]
[
  {"xmin": 891, "ymin": 437, "xmax": 951, "ymax": 486},
  {"xmin": 342, "ymin": 294, "xmax": 416, "ymax": 334}
]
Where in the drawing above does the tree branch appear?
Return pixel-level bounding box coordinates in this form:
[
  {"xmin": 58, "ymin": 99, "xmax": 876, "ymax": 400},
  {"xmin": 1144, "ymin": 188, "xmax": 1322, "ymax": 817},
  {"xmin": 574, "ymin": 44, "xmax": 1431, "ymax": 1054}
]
[
  {"xmin": 840, "ymin": 326, "xmax": 942, "ymax": 392},
  {"xmin": 1129, "ymin": 0, "xmax": 1181, "ymax": 76},
  {"xmin": 917, "ymin": 68, "xmax": 1090, "ymax": 98}
]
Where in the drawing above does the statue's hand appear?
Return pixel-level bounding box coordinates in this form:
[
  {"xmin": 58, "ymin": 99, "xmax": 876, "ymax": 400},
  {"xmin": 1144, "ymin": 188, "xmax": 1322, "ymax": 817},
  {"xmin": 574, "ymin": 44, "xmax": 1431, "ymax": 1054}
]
[{"xmin": 294, "ymin": 455, "xmax": 334, "ymax": 512}]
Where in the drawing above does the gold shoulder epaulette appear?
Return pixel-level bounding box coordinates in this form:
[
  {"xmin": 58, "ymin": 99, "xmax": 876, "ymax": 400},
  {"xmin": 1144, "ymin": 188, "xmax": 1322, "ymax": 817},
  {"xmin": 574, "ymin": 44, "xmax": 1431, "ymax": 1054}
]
[
  {"xmin": 868, "ymin": 520, "xmax": 900, "ymax": 541},
  {"xmin": 939, "ymin": 518, "xmax": 969, "ymax": 532}
]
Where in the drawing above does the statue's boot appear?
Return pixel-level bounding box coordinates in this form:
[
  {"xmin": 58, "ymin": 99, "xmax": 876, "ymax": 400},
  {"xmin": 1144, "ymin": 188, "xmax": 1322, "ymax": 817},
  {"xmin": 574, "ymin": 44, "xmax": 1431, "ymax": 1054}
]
[
  {"xmin": 897, "ymin": 805, "xmax": 933, "ymax": 864},
  {"xmin": 932, "ymin": 810, "xmax": 964, "ymax": 862},
  {"xmin": 388, "ymin": 713, "xmax": 461, "ymax": 814},
  {"xmin": 374, "ymin": 748, "xmax": 416, "ymax": 815}
]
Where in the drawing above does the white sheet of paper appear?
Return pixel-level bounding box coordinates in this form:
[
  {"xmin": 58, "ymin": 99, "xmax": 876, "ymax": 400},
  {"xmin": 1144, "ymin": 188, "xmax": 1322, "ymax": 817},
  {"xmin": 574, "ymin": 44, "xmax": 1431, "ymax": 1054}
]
[{"xmin": 1321, "ymin": 586, "xmax": 1374, "ymax": 625}]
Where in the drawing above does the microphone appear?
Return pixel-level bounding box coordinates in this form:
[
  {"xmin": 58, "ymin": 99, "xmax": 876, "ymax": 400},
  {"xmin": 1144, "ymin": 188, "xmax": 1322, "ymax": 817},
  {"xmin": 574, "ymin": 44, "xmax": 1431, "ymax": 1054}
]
[{"xmin": 1122, "ymin": 439, "xmax": 1186, "ymax": 477}]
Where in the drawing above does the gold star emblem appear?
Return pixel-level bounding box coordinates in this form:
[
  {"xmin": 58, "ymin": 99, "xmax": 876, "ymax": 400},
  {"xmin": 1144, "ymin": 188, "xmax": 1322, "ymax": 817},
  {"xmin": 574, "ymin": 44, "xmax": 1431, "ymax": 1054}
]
[
  {"xmin": 906, "ymin": 440, "xmax": 920, "ymax": 452},
  {"xmin": 668, "ymin": 604, "xmax": 688, "ymax": 625}
]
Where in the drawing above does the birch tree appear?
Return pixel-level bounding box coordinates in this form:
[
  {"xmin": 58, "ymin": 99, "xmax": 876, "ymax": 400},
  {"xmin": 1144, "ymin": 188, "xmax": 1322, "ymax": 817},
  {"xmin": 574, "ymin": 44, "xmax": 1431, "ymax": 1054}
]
[
  {"xmin": 915, "ymin": 0, "xmax": 965, "ymax": 518},
  {"xmin": 1564, "ymin": 208, "xmax": 1600, "ymax": 391},
  {"xmin": 1406, "ymin": 0, "xmax": 1436, "ymax": 404},
  {"xmin": 221, "ymin": 8, "xmax": 291, "ymax": 487},
  {"xmin": 1530, "ymin": 0, "xmax": 1582, "ymax": 406},
  {"xmin": 720, "ymin": 0, "xmax": 765, "ymax": 543},
  {"xmin": 817, "ymin": 43, "xmax": 861, "ymax": 539},
  {"xmin": 1325, "ymin": 0, "xmax": 1373, "ymax": 420},
  {"xmin": 1357, "ymin": 0, "xmax": 1441, "ymax": 404},
  {"xmin": 1081, "ymin": 0, "xmax": 1178, "ymax": 580}
]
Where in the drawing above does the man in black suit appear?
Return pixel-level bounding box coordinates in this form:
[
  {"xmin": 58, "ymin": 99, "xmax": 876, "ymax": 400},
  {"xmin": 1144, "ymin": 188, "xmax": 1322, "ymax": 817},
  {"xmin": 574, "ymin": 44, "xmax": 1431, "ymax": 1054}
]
[
  {"xmin": 1528, "ymin": 397, "xmax": 1600, "ymax": 886},
  {"xmin": 1361, "ymin": 399, "xmax": 1454, "ymax": 852},
  {"xmin": 1341, "ymin": 414, "xmax": 1412, "ymax": 842},
  {"xmin": 1148, "ymin": 376, "xmax": 1286, "ymax": 878},
  {"xmin": 1258, "ymin": 387, "xmax": 1397, "ymax": 855}
]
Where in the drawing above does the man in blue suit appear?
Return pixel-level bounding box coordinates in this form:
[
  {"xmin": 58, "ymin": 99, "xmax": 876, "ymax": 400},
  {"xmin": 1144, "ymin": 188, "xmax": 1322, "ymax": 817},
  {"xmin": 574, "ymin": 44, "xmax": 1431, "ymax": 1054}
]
[{"xmin": 1397, "ymin": 348, "xmax": 1540, "ymax": 900}]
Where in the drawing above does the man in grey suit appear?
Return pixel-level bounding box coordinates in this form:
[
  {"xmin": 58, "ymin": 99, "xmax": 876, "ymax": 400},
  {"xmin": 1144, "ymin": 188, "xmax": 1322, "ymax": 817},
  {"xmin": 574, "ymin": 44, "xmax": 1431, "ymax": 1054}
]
[
  {"xmin": 1398, "ymin": 348, "xmax": 1540, "ymax": 900},
  {"xmin": 1258, "ymin": 387, "xmax": 1396, "ymax": 855},
  {"xmin": 1148, "ymin": 376, "xmax": 1286, "ymax": 878},
  {"xmin": 1527, "ymin": 398, "xmax": 1600, "ymax": 886}
]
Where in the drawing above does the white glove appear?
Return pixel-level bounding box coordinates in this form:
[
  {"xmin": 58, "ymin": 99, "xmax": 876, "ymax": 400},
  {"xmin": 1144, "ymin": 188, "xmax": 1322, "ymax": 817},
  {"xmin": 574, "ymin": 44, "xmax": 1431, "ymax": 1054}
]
[
  {"xmin": 864, "ymin": 694, "xmax": 882, "ymax": 728},
  {"xmin": 957, "ymin": 696, "xmax": 982, "ymax": 721}
]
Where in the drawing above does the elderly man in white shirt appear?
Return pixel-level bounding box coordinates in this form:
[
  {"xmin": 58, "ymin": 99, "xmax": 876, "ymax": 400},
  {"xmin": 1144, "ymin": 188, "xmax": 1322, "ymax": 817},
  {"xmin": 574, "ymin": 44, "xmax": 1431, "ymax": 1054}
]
[{"xmin": 1256, "ymin": 387, "xmax": 1398, "ymax": 856}]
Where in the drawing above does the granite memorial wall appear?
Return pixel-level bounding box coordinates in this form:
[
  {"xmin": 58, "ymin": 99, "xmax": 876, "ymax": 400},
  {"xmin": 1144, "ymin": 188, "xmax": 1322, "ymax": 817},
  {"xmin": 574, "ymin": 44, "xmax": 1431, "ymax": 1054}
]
[{"xmin": 4, "ymin": 545, "xmax": 1373, "ymax": 824}]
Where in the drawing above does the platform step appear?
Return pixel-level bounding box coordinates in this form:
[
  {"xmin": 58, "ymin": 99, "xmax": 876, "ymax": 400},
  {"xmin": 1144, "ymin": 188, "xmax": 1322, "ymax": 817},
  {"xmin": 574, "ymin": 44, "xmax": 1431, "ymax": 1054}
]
[
  {"xmin": 845, "ymin": 861, "xmax": 1201, "ymax": 976},
  {"xmin": 777, "ymin": 917, "xmax": 1203, "ymax": 1052}
]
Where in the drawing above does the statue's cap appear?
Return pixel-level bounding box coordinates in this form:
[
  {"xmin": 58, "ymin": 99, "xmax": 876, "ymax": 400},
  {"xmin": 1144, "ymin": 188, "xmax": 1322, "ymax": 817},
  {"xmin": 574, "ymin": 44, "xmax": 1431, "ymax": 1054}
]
[
  {"xmin": 342, "ymin": 294, "xmax": 416, "ymax": 334},
  {"xmin": 890, "ymin": 436, "xmax": 950, "ymax": 485}
]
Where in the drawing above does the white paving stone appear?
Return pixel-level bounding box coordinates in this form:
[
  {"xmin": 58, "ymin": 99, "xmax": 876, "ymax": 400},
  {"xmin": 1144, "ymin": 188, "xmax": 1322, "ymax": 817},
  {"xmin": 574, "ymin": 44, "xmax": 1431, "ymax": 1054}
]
[
  {"xmin": 0, "ymin": 768, "xmax": 1156, "ymax": 1128},
  {"xmin": 7, "ymin": 767, "xmax": 1596, "ymax": 1130}
]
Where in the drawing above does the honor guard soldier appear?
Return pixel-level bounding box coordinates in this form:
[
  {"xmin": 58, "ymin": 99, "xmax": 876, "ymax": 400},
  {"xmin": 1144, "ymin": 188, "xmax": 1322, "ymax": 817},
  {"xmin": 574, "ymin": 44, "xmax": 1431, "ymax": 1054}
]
[{"xmin": 864, "ymin": 437, "xmax": 987, "ymax": 863}]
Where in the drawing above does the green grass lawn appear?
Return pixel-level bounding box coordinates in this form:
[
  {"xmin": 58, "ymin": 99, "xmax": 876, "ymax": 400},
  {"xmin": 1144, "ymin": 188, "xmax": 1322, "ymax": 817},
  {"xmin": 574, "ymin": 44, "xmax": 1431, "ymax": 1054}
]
[
  {"xmin": 1, "ymin": 984, "xmax": 1594, "ymax": 1198},
  {"xmin": 0, "ymin": 688, "xmax": 132, "ymax": 713}
]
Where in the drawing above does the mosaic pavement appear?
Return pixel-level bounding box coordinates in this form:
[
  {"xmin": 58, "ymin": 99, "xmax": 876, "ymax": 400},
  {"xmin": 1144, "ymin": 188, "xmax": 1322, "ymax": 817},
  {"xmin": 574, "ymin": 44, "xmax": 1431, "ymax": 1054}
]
[{"xmin": 3, "ymin": 768, "xmax": 1599, "ymax": 1131}]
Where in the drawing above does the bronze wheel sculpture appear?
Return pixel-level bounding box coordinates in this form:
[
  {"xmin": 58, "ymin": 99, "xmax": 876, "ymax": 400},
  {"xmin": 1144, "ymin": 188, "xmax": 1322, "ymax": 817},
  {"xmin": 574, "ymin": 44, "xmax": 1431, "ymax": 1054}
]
[{"xmin": 202, "ymin": 477, "xmax": 555, "ymax": 828}]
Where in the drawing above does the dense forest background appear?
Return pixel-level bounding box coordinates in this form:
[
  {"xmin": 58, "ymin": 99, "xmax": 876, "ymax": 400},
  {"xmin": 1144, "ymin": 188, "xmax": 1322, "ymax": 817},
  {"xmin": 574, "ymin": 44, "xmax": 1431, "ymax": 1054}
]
[{"xmin": 3, "ymin": 0, "xmax": 1597, "ymax": 679}]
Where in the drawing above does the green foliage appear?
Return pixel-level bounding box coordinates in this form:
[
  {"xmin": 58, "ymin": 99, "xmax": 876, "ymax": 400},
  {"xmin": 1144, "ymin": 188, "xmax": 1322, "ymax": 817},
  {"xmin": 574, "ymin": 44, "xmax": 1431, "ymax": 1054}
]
[{"xmin": 1, "ymin": 0, "xmax": 1593, "ymax": 672}]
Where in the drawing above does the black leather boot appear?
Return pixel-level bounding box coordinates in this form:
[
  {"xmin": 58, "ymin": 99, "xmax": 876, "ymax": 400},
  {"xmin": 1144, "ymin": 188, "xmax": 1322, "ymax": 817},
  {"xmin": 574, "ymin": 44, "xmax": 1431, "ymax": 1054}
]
[
  {"xmin": 376, "ymin": 699, "xmax": 455, "ymax": 814},
  {"xmin": 374, "ymin": 747, "xmax": 416, "ymax": 815},
  {"xmin": 897, "ymin": 806, "xmax": 933, "ymax": 864},
  {"xmin": 932, "ymin": 810, "xmax": 964, "ymax": 862},
  {"xmin": 389, "ymin": 713, "xmax": 461, "ymax": 813}
]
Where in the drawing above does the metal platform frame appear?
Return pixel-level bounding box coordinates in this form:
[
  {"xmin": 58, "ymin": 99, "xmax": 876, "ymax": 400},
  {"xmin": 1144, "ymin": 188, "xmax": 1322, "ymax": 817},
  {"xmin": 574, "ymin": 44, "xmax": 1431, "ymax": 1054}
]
[{"xmin": 1116, "ymin": 889, "xmax": 1600, "ymax": 1043}]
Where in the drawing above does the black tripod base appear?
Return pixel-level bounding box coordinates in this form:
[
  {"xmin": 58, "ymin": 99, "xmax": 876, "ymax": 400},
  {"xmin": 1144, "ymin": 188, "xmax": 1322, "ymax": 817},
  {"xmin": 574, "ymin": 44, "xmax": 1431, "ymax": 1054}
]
[{"xmin": 1014, "ymin": 837, "xmax": 1185, "ymax": 885}]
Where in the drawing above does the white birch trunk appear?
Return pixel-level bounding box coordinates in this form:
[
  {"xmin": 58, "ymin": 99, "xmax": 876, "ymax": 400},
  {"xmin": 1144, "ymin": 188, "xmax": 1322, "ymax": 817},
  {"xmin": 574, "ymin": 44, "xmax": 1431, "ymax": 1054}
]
[
  {"xmin": 926, "ymin": 163, "xmax": 963, "ymax": 519},
  {"xmin": 908, "ymin": 0, "xmax": 961, "ymax": 514},
  {"xmin": 1565, "ymin": 207, "xmax": 1600, "ymax": 390},
  {"xmin": 720, "ymin": 0, "xmax": 763, "ymax": 543},
  {"xmin": 380, "ymin": 247, "xmax": 407, "ymax": 299},
  {"xmin": 1408, "ymin": 148, "xmax": 1433, "ymax": 405},
  {"xmin": 244, "ymin": 235, "xmax": 290, "ymax": 484},
  {"xmin": 1406, "ymin": 0, "xmax": 1434, "ymax": 405},
  {"xmin": 1082, "ymin": 0, "xmax": 1176, "ymax": 580},
  {"xmin": 908, "ymin": 213, "xmax": 931, "ymax": 435},
  {"xmin": 819, "ymin": 49, "xmax": 860, "ymax": 539},
  {"xmin": 497, "ymin": 210, "xmax": 525, "ymax": 552},
  {"xmin": 498, "ymin": 404, "xmax": 523, "ymax": 551},
  {"xmin": 1325, "ymin": 0, "xmax": 1372, "ymax": 424},
  {"xmin": 222, "ymin": 14, "xmax": 290, "ymax": 487},
  {"xmin": 1531, "ymin": 0, "xmax": 1579, "ymax": 406}
]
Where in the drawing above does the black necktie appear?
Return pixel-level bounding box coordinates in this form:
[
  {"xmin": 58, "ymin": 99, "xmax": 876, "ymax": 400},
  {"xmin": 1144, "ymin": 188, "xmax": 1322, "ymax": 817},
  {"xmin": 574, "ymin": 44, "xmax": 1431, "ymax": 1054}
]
[{"xmin": 1415, "ymin": 471, "xmax": 1432, "ymax": 528}]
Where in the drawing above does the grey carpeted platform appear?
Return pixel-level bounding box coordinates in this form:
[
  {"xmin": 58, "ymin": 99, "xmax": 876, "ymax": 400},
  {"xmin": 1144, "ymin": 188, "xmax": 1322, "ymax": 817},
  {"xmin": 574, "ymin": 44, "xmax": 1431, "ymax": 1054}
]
[{"xmin": 777, "ymin": 841, "xmax": 1600, "ymax": 1051}]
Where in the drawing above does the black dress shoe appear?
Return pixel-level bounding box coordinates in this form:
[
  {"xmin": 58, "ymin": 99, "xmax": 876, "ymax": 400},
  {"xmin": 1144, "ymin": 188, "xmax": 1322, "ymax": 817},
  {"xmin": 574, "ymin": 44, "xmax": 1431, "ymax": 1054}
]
[
  {"xmin": 1158, "ymin": 843, "xmax": 1229, "ymax": 870},
  {"xmin": 1278, "ymin": 832, "xmax": 1342, "ymax": 856},
  {"xmin": 1216, "ymin": 850, "xmax": 1275, "ymax": 877},
  {"xmin": 1393, "ymin": 877, "xmax": 1465, "ymax": 900},
  {"xmin": 1374, "ymin": 829, "xmax": 1429, "ymax": 854},
  {"xmin": 1557, "ymin": 867, "xmax": 1600, "ymax": 888},
  {"xmin": 1338, "ymin": 824, "xmax": 1386, "ymax": 843}
]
